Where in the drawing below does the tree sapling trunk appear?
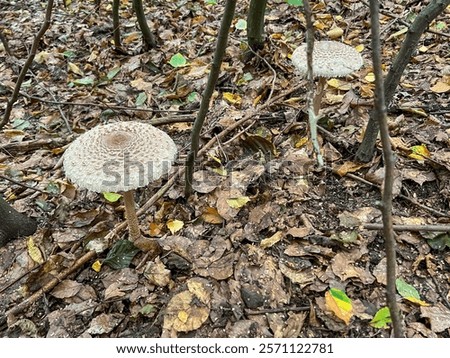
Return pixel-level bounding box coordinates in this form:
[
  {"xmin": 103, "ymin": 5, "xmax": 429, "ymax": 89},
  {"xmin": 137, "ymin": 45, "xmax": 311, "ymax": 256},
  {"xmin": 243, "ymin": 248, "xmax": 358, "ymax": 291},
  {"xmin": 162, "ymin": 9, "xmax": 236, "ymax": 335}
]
[
  {"xmin": 246, "ymin": 0, "xmax": 268, "ymax": 54},
  {"xmin": 132, "ymin": 0, "xmax": 157, "ymax": 50}
]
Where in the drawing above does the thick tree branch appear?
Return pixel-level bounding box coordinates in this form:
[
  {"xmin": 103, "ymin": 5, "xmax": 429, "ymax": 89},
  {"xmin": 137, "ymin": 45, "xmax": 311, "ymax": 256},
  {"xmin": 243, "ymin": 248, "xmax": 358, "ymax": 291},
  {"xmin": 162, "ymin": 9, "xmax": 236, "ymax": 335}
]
[{"xmin": 356, "ymin": 0, "xmax": 450, "ymax": 162}]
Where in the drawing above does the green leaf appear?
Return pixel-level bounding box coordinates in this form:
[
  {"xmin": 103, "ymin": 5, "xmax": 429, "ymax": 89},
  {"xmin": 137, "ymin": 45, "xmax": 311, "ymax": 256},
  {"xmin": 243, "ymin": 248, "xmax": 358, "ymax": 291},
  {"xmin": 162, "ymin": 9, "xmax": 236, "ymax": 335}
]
[
  {"xmin": 396, "ymin": 278, "xmax": 420, "ymax": 299},
  {"xmin": 206, "ymin": 0, "xmax": 217, "ymax": 4},
  {"xmin": 107, "ymin": 67, "xmax": 121, "ymax": 80},
  {"xmin": 287, "ymin": 0, "xmax": 303, "ymax": 6},
  {"xmin": 370, "ymin": 307, "xmax": 391, "ymax": 328},
  {"xmin": 325, "ymin": 288, "xmax": 353, "ymax": 324},
  {"xmin": 45, "ymin": 182, "xmax": 60, "ymax": 195},
  {"xmin": 72, "ymin": 77, "xmax": 94, "ymax": 86},
  {"xmin": 12, "ymin": 118, "xmax": 31, "ymax": 130},
  {"xmin": 187, "ymin": 92, "xmax": 199, "ymax": 103},
  {"xmin": 139, "ymin": 304, "xmax": 155, "ymax": 316},
  {"xmin": 103, "ymin": 192, "xmax": 122, "ymax": 203},
  {"xmin": 135, "ymin": 92, "xmax": 147, "ymax": 106},
  {"xmin": 62, "ymin": 50, "xmax": 76, "ymax": 59},
  {"xmin": 21, "ymin": 79, "xmax": 32, "ymax": 88},
  {"xmin": 235, "ymin": 19, "xmax": 247, "ymax": 30},
  {"xmin": 169, "ymin": 53, "xmax": 187, "ymax": 68},
  {"xmin": 396, "ymin": 278, "xmax": 429, "ymax": 306},
  {"xmin": 435, "ymin": 21, "xmax": 446, "ymax": 31},
  {"xmin": 329, "ymin": 288, "xmax": 351, "ymax": 305},
  {"xmin": 427, "ymin": 232, "xmax": 450, "ymax": 250},
  {"xmin": 103, "ymin": 240, "xmax": 140, "ymax": 270}
]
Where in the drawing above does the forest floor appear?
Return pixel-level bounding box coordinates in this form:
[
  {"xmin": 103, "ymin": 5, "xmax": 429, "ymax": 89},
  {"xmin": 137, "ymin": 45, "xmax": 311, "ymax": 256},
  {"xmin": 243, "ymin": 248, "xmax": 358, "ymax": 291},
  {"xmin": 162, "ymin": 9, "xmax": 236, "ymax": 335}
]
[{"xmin": 1, "ymin": 0, "xmax": 450, "ymax": 338}]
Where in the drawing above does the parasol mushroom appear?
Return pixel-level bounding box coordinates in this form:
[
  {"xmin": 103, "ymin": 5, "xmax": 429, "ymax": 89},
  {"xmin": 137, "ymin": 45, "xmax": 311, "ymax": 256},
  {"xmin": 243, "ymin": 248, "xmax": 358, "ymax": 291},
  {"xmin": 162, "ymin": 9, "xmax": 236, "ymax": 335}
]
[
  {"xmin": 291, "ymin": 41, "xmax": 363, "ymax": 115},
  {"xmin": 63, "ymin": 121, "xmax": 177, "ymax": 252}
]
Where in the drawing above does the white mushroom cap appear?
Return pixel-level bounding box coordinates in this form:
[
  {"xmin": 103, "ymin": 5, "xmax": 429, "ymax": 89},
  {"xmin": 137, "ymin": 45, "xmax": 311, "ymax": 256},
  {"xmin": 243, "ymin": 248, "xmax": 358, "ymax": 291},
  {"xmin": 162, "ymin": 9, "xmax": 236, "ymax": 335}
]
[
  {"xmin": 63, "ymin": 121, "xmax": 177, "ymax": 193},
  {"xmin": 291, "ymin": 41, "xmax": 363, "ymax": 78}
]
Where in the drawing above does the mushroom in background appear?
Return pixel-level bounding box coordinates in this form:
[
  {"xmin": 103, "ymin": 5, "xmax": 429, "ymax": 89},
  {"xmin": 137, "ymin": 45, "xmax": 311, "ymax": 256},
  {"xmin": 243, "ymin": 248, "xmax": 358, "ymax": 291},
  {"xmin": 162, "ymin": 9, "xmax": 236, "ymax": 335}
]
[
  {"xmin": 63, "ymin": 121, "xmax": 177, "ymax": 253},
  {"xmin": 291, "ymin": 41, "xmax": 363, "ymax": 115}
]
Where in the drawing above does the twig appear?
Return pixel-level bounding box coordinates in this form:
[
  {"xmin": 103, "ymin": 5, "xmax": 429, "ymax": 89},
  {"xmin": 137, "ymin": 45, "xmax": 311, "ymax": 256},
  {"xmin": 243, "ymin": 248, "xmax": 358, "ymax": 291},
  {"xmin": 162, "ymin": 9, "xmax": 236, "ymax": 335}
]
[
  {"xmin": 364, "ymin": 223, "xmax": 450, "ymax": 232},
  {"xmin": 245, "ymin": 45, "xmax": 277, "ymax": 105},
  {"xmin": 0, "ymin": 137, "xmax": 72, "ymax": 154},
  {"xmin": 222, "ymin": 119, "xmax": 257, "ymax": 146},
  {"xmin": 34, "ymin": 81, "xmax": 72, "ymax": 133},
  {"xmin": 0, "ymin": 174, "xmax": 48, "ymax": 195},
  {"xmin": 6, "ymin": 90, "xmax": 197, "ymax": 114},
  {"xmin": 3, "ymin": 250, "xmax": 97, "ymax": 322},
  {"xmin": 338, "ymin": 170, "xmax": 449, "ymax": 218},
  {"xmin": 245, "ymin": 306, "xmax": 310, "ymax": 315},
  {"xmin": 369, "ymin": 0, "xmax": 403, "ymax": 337},
  {"xmin": 0, "ymin": 0, "xmax": 54, "ymax": 130}
]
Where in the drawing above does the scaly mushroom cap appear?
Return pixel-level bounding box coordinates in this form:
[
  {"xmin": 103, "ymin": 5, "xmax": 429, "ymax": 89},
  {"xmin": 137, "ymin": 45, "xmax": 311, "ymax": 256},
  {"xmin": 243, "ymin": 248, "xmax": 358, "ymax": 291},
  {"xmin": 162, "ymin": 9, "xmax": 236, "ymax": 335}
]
[
  {"xmin": 63, "ymin": 121, "xmax": 177, "ymax": 193},
  {"xmin": 291, "ymin": 41, "xmax": 363, "ymax": 78}
]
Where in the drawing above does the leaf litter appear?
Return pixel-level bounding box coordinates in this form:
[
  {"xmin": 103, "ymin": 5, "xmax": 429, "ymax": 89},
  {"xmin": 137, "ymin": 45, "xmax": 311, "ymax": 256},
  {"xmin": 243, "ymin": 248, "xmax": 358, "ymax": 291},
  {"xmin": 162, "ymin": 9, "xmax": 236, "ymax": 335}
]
[{"xmin": 1, "ymin": 0, "xmax": 450, "ymax": 338}]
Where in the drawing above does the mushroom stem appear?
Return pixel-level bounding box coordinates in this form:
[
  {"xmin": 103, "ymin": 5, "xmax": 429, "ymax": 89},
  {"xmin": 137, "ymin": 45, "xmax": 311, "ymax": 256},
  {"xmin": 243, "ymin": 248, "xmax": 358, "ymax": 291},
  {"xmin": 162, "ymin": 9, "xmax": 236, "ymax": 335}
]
[
  {"xmin": 122, "ymin": 190, "xmax": 141, "ymax": 242},
  {"xmin": 313, "ymin": 76, "xmax": 327, "ymax": 116}
]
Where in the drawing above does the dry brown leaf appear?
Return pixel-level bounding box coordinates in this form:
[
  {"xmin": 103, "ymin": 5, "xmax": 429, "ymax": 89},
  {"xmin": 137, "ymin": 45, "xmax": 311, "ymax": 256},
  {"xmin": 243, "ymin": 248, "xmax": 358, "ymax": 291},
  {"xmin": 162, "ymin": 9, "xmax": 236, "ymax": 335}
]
[
  {"xmin": 260, "ymin": 231, "xmax": 283, "ymax": 249},
  {"xmin": 201, "ymin": 207, "xmax": 224, "ymax": 224},
  {"xmin": 163, "ymin": 278, "xmax": 211, "ymax": 333},
  {"xmin": 421, "ymin": 303, "xmax": 450, "ymax": 333},
  {"xmin": 144, "ymin": 258, "xmax": 171, "ymax": 287},
  {"xmin": 430, "ymin": 81, "xmax": 450, "ymax": 93},
  {"xmin": 51, "ymin": 279, "xmax": 82, "ymax": 299}
]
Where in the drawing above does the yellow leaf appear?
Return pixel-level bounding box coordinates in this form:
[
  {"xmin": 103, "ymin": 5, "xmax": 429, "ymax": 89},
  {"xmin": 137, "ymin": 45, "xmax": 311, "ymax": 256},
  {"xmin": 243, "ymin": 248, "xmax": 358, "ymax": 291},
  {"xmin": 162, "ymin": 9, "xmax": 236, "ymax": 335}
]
[
  {"xmin": 208, "ymin": 154, "xmax": 222, "ymax": 164},
  {"xmin": 27, "ymin": 237, "xmax": 44, "ymax": 264},
  {"xmin": 261, "ymin": 231, "xmax": 283, "ymax": 249},
  {"xmin": 326, "ymin": 27, "xmax": 344, "ymax": 39},
  {"xmin": 430, "ymin": 81, "xmax": 450, "ymax": 93},
  {"xmin": 364, "ymin": 72, "xmax": 375, "ymax": 83},
  {"xmin": 167, "ymin": 219, "xmax": 184, "ymax": 235},
  {"xmin": 92, "ymin": 260, "xmax": 102, "ymax": 272},
  {"xmin": 327, "ymin": 78, "xmax": 341, "ymax": 89},
  {"xmin": 253, "ymin": 94, "xmax": 263, "ymax": 107},
  {"xmin": 418, "ymin": 45, "xmax": 429, "ymax": 53},
  {"xmin": 226, "ymin": 196, "xmax": 250, "ymax": 209},
  {"xmin": 202, "ymin": 207, "xmax": 224, "ymax": 224},
  {"xmin": 387, "ymin": 27, "xmax": 408, "ymax": 40},
  {"xmin": 405, "ymin": 296, "xmax": 430, "ymax": 306},
  {"xmin": 408, "ymin": 144, "xmax": 431, "ymax": 160},
  {"xmin": 223, "ymin": 92, "xmax": 242, "ymax": 106},
  {"xmin": 327, "ymin": 78, "xmax": 351, "ymax": 90},
  {"xmin": 211, "ymin": 166, "xmax": 228, "ymax": 176},
  {"xmin": 68, "ymin": 62, "xmax": 84, "ymax": 76},
  {"xmin": 294, "ymin": 136, "xmax": 309, "ymax": 148},
  {"xmin": 325, "ymin": 289, "xmax": 353, "ymax": 324},
  {"xmin": 178, "ymin": 310, "xmax": 189, "ymax": 323},
  {"xmin": 35, "ymin": 51, "xmax": 49, "ymax": 64},
  {"xmin": 313, "ymin": 20, "xmax": 327, "ymax": 30},
  {"xmin": 355, "ymin": 44, "xmax": 365, "ymax": 52}
]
